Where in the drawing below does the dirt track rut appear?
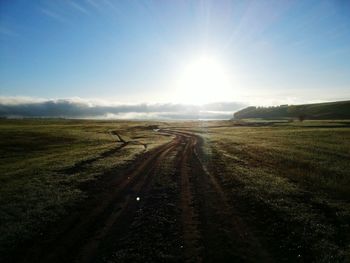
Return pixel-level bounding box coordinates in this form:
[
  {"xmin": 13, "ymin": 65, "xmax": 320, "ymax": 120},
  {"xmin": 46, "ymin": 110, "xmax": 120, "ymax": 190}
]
[{"xmin": 17, "ymin": 130, "xmax": 270, "ymax": 263}]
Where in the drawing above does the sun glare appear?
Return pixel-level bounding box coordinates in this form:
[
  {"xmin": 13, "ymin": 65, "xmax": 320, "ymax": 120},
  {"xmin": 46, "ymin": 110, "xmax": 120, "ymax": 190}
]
[{"xmin": 175, "ymin": 55, "xmax": 233, "ymax": 104}]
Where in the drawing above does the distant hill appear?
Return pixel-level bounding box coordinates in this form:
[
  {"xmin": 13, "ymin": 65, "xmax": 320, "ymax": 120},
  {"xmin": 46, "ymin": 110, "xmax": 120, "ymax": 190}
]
[{"xmin": 233, "ymin": 100, "xmax": 350, "ymax": 120}]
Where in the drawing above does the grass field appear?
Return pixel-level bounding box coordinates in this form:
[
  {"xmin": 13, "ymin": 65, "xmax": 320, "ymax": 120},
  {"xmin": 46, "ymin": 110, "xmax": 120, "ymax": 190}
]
[
  {"xmin": 193, "ymin": 120, "xmax": 350, "ymax": 261},
  {"xmin": 0, "ymin": 119, "xmax": 349, "ymax": 262},
  {"xmin": 0, "ymin": 119, "xmax": 171, "ymax": 257}
]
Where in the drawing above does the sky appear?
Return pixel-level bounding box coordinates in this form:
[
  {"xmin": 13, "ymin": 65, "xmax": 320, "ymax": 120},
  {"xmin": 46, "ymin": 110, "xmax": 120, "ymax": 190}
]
[{"xmin": 0, "ymin": 0, "xmax": 350, "ymax": 118}]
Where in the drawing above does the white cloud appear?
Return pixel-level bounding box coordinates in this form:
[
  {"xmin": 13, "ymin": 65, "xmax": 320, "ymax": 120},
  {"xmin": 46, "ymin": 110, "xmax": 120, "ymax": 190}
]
[{"xmin": 0, "ymin": 96, "xmax": 245, "ymax": 120}]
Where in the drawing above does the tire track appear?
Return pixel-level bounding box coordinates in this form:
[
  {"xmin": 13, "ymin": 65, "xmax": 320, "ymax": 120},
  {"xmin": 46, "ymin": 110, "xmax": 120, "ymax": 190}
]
[
  {"xmin": 178, "ymin": 135, "xmax": 203, "ymax": 263},
  {"xmin": 18, "ymin": 129, "xmax": 273, "ymax": 263},
  {"xmin": 164, "ymin": 130, "xmax": 272, "ymax": 262},
  {"xmin": 19, "ymin": 135, "xmax": 180, "ymax": 263},
  {"xmin": 75, "ymin": 142, "xmax": 178, "ymax": 263},
  {"xmin": 100, "ymin": 138, "xmax": 184, "ymax": 262},
  {"xmin": 191, "ymin": 137, "xmax": 272, "ymax": 262}
]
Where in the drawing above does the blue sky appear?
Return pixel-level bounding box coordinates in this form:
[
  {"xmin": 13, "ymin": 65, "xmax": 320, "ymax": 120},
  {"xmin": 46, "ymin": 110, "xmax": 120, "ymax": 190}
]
[{"xmin": 1, "ymin": 0, "xmax": 350, "ymax": 105}]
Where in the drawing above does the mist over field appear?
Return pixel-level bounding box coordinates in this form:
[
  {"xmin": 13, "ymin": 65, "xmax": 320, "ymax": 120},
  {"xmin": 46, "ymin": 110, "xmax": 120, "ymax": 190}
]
[{"xmin": 0, "ymin": 97, "xmax": 245, "ymax": 119}]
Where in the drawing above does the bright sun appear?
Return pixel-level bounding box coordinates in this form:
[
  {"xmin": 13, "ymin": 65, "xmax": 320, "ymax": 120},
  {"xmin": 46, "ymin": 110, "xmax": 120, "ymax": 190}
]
[{"xmin": 175, "ymin": 55, "xmax": 232, "ymax": 104}]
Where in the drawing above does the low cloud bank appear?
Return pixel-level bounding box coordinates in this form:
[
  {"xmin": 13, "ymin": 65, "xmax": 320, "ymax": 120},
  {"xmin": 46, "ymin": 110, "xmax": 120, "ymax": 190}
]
[{"xmin": 0, "ymin": 97, "xmax": 245, "ymax": 120}]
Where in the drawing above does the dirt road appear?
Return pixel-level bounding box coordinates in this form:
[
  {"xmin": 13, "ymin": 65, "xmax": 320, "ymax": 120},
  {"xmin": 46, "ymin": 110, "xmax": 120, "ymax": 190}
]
[{"xmin": 17, "ymin": 130, "xmax": 271, "ymax": 263}]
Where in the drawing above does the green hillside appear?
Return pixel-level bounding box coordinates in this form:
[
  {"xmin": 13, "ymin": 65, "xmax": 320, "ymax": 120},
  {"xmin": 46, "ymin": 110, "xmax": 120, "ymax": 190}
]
[{"xmin": 234, "ymin": 100, "xmax": 350, "ymax": 120}]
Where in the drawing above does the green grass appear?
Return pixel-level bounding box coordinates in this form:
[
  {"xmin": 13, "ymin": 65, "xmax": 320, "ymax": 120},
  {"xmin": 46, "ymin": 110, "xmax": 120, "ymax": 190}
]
[
  {"xmin": 194, "ymin": 120, "xmax": 350, "ymax": 261},
  {"xmin": 0, "ymin": 119, "xmax": 171, "ymax": 255}
]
